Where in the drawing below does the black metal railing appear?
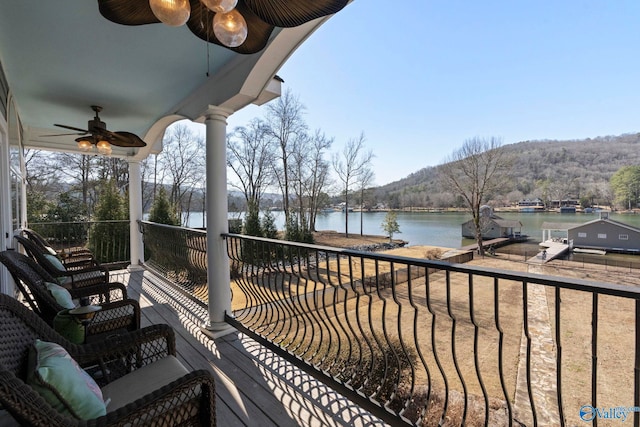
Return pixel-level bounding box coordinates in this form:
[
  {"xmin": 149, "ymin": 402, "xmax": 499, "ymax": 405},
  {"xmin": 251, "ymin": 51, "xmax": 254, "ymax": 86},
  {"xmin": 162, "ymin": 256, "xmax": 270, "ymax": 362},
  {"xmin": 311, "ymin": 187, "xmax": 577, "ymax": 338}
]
[
  {"xmin": 222, "ymin": 233, "xmax": 640, "ymax": 427},
  {"xmin": 138, "ymin": 221, "xmax": 208, "ymax": 303},
  {"xmin": 29, "ymin": 220, "xmax": 130, "ymax": 267}
]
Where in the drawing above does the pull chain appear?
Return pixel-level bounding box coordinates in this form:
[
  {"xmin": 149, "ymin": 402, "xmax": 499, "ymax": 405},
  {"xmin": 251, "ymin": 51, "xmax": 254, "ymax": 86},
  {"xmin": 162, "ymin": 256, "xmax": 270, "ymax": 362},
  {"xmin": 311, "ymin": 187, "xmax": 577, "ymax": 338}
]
[{"xmin": 205, "ymin": 7, "xmax": 211, "ymax": 77}]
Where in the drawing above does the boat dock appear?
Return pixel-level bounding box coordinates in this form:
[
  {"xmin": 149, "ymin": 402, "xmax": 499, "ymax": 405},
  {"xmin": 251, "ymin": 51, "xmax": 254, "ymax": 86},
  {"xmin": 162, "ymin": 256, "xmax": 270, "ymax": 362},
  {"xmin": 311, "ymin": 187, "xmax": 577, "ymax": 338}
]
[
  {"xmin": 527, "ymin": 240, "xmax": 570, "ymax": 264},
  {"xmin": 459, "ymin": 237, "xmax": 510, "ymax": 252}
]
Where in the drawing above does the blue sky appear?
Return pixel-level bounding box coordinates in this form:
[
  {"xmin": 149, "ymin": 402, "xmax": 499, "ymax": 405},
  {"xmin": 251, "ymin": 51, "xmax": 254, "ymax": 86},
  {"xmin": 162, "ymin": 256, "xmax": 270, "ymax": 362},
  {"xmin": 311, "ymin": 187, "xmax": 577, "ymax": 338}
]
[{"xmin": 226, "ymin": 0, "xmax": 640, "ymax": 186}]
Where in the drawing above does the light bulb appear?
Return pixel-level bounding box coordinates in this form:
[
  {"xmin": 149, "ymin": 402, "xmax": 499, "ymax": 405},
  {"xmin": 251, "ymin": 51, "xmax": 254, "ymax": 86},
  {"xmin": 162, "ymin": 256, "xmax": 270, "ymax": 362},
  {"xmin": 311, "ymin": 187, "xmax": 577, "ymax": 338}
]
[
  {"xmin": 77, "ymin": 139, "xmax": 93, "ymax": 152},
  {"xmin": 213, "ymin": 9, "xmax": 248, "ymax": 48},
  {"xmin": 149, "ymin": 0, "xmax": 191, "ymax": 27},
  {"xmin": 96, "ymin": 140, "xmax": 112, "ymax": 155},
  {"xmin": 201, "ymin": 0, "xmax": 237, "ymax": 13}
]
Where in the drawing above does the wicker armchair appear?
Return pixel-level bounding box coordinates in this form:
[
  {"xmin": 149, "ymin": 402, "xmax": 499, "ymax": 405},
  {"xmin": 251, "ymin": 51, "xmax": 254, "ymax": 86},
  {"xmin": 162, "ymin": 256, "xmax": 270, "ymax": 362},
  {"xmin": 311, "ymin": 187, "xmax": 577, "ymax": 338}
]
[
  {"xmin": 15, "ymin": 234, "xmax": 109, "ymax": 288},
  {"xmin": 0, "ymin": 293, "xmax": 216, "ymax": 426},
  {"xmin": 20, "ymin": 228, "xmax": 95, "ymax": 265},
  {"xmin": 0, "ymin": 250, "xmax": 140, "ymax": 340}
]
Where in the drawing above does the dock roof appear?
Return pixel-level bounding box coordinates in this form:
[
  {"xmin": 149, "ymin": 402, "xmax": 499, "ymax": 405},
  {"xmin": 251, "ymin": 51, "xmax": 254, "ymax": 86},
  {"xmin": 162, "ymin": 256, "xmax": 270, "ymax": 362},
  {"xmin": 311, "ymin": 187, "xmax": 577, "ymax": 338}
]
[{"xmin": 540, "ymin": 222, "xmax": 579, "ymax": 230}]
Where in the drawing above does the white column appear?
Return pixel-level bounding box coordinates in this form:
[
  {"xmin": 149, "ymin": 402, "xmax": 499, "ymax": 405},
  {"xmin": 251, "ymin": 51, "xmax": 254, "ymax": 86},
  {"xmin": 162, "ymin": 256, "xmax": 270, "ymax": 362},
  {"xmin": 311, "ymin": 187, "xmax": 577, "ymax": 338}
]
[
  {"xmin": 0, "ymin": 117, "xmax": 13, "ymax": 294},
  {"xmin": 128, "ymin": 159, "xmax": 144, "ymax": 269},
  {"xmin": 202, "ymin": 106, "xmax": 234, "ymax": 337}
]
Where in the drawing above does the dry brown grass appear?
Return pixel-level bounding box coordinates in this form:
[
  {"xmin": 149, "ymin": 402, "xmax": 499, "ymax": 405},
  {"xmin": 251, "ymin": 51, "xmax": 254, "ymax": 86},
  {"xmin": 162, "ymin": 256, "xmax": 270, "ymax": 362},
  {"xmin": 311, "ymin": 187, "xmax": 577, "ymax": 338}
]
[{"xmin": 474, "ymin": 256, "xmax": 639, "ymax": 427}]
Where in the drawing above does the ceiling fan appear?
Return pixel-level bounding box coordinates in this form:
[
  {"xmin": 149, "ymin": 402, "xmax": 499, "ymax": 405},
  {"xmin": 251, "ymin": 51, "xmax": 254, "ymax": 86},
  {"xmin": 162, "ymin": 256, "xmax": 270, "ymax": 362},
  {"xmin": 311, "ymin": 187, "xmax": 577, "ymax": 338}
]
[{"xmin": 51, "ymin": 105, "xmax": 147, "ymax": 153}]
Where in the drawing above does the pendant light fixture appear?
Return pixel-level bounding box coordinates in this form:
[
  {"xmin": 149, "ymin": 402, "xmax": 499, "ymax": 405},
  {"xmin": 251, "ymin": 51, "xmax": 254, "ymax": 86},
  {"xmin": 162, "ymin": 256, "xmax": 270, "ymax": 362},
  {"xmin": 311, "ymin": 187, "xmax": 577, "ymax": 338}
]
[
  {"xmin": 75, "ymin": 135, "xmax": 113, "ymax": 156},
  {"xmin": 149, "ymin": 0, "xmax": 191, "ymax": 26},
  {"xmin": 99, "ymin": 0, "xmax": 348, "ymax": 53},
  {"xmin": 201, "ymin": 0, "xmax": 237, "ymax": 13},
  {"xmin": 213, "ymin": 9, "xmax": 248, "ymax": 48}
]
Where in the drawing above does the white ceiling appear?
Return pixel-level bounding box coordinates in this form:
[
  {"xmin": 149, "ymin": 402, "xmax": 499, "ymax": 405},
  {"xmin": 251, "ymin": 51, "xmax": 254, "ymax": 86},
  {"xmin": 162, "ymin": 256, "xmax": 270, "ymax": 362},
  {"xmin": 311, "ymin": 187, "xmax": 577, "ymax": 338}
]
[{"xmin": 0, "ymin": 0, "xmax": 337, "ymax": 158}]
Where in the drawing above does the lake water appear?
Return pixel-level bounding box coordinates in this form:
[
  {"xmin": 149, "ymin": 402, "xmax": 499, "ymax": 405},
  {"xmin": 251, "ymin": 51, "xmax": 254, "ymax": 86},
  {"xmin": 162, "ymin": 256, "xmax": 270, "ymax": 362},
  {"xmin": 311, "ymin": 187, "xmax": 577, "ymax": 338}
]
[{"xmin": 184, "ymin": 210, "xmax": 640, "ymax": 249}]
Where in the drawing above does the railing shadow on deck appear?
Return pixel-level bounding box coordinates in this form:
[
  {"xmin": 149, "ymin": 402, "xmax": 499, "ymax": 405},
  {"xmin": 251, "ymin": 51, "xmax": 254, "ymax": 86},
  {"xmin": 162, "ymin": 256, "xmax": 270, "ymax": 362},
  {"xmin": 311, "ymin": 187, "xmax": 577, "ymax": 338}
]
[
  {"xmin": 112, "ymin": 268, "xmax": 388, "ymax": 426},
  {"xmin": 137, "ymin": 221, "xmax": 640, "ymax": 427}
]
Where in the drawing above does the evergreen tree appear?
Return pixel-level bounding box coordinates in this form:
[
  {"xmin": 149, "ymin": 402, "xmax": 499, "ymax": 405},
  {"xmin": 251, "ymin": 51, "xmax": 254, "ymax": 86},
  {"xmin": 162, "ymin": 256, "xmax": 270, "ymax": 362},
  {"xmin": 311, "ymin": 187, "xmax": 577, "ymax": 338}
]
[
  {"xmin": 381, "ymin": 211, "xmax": 401, "ymax": 243},
  {"xmin": 27, "ymin": 191, "xmax": 53, "ymax": 224},
  {"xmin": 241, "ymin": 202, "xmax": 264, "ymax": 265},
  {"xmin": 88, "ymin": 180, "xmax": 129, "ymax": 262},
  {"xmin": 43, "ymin": 192, "xmax": 85, "ymax": 246},
  {"xmin": 242, "ymin": 202, "xmax": 262, "ymax": 237},
  {"xmin": 148, "ymin": 187, "xmax": 180, "ymax": 225},
  {"xmin": 284, "ymin": 213, "xmax": 301, "ymax": 242},
  {"xmin": 261, "ymin": 210, "xmax": 278, "ymax": 239},
  {"xmin": 284, "ymin": 212, "xmax": 314, "ymax": 243}
]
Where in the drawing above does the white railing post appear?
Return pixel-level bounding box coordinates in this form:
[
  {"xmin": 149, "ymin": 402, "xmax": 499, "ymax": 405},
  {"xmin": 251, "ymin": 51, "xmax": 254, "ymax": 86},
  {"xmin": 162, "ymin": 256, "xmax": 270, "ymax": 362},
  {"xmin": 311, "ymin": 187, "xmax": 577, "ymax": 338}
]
[{"xmin": 202, "ymin": 105, "xmax": 234, "ymax": 337}]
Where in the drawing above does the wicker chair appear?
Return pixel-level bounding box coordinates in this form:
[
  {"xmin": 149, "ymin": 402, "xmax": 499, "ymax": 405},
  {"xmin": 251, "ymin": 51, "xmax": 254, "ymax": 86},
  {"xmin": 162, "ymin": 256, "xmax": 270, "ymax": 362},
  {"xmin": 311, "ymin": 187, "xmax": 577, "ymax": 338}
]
[
  {"xmin": 20, "ymin": 228, "xmax": 96, "ymax": 266},
  {"xmin": 15, "ymin": 234, "xmax": 109, "ymax": 288},
  {"xmin": 0, "ymin": 250, "xmax": 140, "ymax": 340},
  {"xmin": 0, "ymin": 293, "xmax": 216, "ymax": 426}
]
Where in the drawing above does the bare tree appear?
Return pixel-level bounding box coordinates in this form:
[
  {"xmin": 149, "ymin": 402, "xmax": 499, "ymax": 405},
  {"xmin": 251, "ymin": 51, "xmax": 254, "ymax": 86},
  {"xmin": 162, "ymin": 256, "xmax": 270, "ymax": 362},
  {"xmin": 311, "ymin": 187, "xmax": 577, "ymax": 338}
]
[
  {"xmin": 156, "ymin": 123, "xmax": 205, "ymax": 224},
  {"xmin": 24, "ymin": 150, "xmax": 59, "ymax": 194},
  {"xmin": 358, "ymin": 166, "xmax": 375, "ymax": 235},
  {"xmin": 287, "ymin": 132, "xmax": 307, "ymax": 232},
  {"xmin": 264, "ymin": 90, "xmax": 308, "ymax": 224},
  {"xmin": 439, "ymin": 136, "xmax": 513, "ymax": 255},
  {"xmin": 53, "ymin": 152, "xmax": 96, "ymax": 216},
  {"xmin": 306, "ymin": 130, "xmax": 333, "ymax": 232},
  {"xmin": 94, "ymin": 157, "xmax": 129, "ymax": 192},
  {"xmin": 286, "ymin": 129, "xmax": 334, "ymax": 234},
  {"xmin": 333, "ymin": 133, "xmax": 373, "ymax": 238},
  {"xmin": 140, "ymin": 156, "xmax": 156, "ymax": 212},
  {"xmin": 227, "ymin": 118, "xmax": 274, "ymax": 210}
]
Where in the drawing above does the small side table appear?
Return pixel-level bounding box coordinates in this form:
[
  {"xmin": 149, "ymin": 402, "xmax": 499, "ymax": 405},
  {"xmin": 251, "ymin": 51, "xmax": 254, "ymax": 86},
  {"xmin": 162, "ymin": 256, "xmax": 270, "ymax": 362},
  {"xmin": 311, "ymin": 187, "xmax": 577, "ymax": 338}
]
[{"xmin": 69, "ymin": 305, "xmax": 101, "ymax": 343}]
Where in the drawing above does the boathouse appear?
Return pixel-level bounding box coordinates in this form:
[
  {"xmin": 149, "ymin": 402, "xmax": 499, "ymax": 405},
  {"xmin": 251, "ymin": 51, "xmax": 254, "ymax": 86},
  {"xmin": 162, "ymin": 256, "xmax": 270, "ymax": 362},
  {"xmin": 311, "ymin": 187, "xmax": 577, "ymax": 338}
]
[
  {"xmin": 567, "ymin": 212, "xmax": 640, "ymax": 253},
  {"xmin": 462, "ymin": 206, "xmax": 523, "ymax": 239}
]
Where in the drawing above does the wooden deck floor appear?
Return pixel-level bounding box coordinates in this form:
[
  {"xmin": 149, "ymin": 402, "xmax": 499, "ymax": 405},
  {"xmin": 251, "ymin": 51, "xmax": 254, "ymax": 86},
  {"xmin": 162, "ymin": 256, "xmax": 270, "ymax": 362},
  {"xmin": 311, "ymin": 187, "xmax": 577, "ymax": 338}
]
[{"xmin": 114, "ymin": 268, "xmax": 388, "ymax": 427}]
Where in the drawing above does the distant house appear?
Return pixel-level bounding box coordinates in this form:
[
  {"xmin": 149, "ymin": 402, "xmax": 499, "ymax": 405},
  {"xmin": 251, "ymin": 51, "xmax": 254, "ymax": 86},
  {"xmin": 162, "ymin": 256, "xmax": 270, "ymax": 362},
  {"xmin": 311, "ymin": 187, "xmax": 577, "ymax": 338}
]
[
  {"xmin": 462, "ymin": 206, "xmax": 523, "ymax": 239},
  {"xmin": 550, "ymin": 199, "xmax": 580, "ymax": 208},
  {"xmin": 517, "ymin": 198, "xmax": 545, "ymax": 212},
  {"xmin": 568, "ymin": 212, "xmax": 640, "ymax": 253}
]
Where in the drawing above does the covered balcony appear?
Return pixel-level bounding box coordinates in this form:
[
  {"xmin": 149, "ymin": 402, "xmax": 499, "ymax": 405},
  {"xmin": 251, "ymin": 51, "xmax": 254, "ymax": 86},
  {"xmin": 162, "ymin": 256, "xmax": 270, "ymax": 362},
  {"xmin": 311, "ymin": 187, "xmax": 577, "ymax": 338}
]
[
  {"xmin": 5, "ymin": 219, "xmax": 639, "ymax": 426},
  {"xmin": 1, "ymin": 2, "xmax": 639, "ymax": 426}
]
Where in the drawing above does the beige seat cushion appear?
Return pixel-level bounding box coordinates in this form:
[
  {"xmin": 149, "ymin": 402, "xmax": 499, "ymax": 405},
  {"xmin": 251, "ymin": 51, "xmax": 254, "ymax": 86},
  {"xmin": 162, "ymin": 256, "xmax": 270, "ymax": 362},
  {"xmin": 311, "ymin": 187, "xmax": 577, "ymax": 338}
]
[{"xmin": 101, "ymin": 355, "xmax": 189, "ymax": 412}]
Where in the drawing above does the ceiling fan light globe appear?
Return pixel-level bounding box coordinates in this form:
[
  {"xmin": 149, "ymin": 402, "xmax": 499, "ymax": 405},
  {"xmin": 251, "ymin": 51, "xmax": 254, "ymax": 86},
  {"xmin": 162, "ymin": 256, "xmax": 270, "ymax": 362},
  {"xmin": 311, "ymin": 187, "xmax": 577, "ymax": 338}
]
[
  {"xmin": 213, "ymin": 9, "xmax": 248, "ymax": 48},
  {"xmin": 96, "ymin": 140, "xmax": 112, "ymax": 155},
  {"xmin": 201, "ymin": 0, "xmax": 237, "ymax": 13},
  {"xmin": 149, "ymin": 0, "xmax": 190, "ymax": 26},
  {"xmin": 77, "ymin": 139, "xmax": 93, "ymax": 152}
]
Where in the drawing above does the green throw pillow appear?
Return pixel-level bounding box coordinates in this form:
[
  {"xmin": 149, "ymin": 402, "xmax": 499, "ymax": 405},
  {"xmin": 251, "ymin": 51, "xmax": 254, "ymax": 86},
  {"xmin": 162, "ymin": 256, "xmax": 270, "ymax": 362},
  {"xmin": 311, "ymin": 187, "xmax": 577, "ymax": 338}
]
[
  {"xmin": 44, "ymin": 253, "xmax": 67, "ymax": 272},
  {"xmin": 27, "ymin": 340, "xmax": 106, "ymax": 419},
  {"xmin": 43, "ymin": 254, "xmax": 72, "ymax": 286},
  {"xmin": 45, "ymin": 282, "xmax": 76, "ymax": 309}
]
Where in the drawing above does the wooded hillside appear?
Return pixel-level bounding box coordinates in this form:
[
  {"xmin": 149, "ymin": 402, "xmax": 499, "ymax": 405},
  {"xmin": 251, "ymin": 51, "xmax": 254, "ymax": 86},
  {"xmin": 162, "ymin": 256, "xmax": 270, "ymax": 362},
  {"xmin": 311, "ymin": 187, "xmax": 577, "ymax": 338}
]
[{"xmin": 373, "ymin": 133, "xmax": 640, "ymax": 209}]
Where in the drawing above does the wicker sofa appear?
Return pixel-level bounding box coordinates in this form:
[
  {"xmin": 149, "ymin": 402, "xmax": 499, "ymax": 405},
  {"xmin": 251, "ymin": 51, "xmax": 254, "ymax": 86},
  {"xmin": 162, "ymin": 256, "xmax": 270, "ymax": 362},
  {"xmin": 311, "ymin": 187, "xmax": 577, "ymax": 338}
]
[{"xmin": 0, "ymin": 293, "xmax": 216, "ymax": 426}]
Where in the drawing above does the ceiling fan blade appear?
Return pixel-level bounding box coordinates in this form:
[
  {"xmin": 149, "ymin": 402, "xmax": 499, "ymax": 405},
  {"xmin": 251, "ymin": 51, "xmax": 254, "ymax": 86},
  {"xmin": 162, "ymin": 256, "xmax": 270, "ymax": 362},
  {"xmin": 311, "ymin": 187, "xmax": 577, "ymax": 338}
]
[
  {"xmin": 108, "ymin": 130, "xmax": 147, "ymax": 148},
  {"xmin": 53, "ymin": 108, "xmax": 146, "ymax": 149},
  {"xmin": 41, "ymin": 132, "xmax": 88, "ymax": 137},
  {"xmin": 54, "ymin": 124, "xmax": 90, "ymax": 133}
]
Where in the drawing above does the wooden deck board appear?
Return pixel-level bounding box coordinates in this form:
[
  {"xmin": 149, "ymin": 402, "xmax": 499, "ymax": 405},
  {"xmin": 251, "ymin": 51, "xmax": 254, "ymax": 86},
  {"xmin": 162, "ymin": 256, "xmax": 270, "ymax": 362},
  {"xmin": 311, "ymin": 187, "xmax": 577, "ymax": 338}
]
[{"xmin": 113, "ymin": 269, "xmax": 387, "ymax": 427}]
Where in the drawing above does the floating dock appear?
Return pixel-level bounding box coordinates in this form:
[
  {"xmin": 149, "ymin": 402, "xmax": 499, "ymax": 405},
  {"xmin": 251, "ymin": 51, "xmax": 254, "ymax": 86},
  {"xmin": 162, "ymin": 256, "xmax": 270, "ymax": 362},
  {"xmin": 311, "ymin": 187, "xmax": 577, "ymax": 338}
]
[
  {"xmin": 459, "ymin": 237, "xmax": 510, "ymax": 252},
  {"xmin": 527, "ymin": 240, "xmax": 570, "ymax": 264}
]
